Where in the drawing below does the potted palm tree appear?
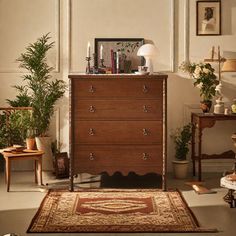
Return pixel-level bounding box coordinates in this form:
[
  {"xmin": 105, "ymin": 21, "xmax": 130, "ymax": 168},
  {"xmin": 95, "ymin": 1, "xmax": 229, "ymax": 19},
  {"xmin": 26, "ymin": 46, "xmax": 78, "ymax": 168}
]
[
  {"xmin": 171, "ymin": 123, "xmax": 192, "ymax": 179},
  {"xmin": 8, "ymin": 33, "xmax": 67, "ymax": 170}
]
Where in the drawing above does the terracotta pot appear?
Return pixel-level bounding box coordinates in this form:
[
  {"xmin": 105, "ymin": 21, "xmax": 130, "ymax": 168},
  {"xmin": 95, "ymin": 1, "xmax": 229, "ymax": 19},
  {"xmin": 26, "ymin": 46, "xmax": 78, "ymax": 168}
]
[
  {"xmin": 200, "ymin": 100, "xmax": 212, "ymax": 113},
  {"xmin": 35, "ymin": 136, "xmax": 53, "ymax": 171},
  {"xmin": 172, "ymin": 160, "xmax": 189, "ymax": 179},
  {"xmin": 26, "ymin": 138, "xmax": 36, "ymax": 150}
]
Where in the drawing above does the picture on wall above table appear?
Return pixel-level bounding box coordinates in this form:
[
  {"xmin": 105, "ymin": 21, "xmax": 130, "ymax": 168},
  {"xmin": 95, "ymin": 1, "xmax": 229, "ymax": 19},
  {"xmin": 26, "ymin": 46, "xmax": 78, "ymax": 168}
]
[
  {"xmin": 196, "ymin": 0, "xmax": 221, "ymax": 36},
  {"xmin": 94, "ymin": 38, "xmax": 144, "ymax": 73}
]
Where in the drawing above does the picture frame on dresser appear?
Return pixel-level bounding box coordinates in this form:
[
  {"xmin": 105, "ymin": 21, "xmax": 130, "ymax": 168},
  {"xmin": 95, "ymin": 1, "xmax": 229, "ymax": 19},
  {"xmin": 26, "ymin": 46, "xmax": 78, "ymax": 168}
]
[
  {"xmin": 94, "ymin": 38, "xmax": 144, "ymax": 73},
  {"xmin": 196, "ymin": 0, "xmax": 221, "ymax": 36}
]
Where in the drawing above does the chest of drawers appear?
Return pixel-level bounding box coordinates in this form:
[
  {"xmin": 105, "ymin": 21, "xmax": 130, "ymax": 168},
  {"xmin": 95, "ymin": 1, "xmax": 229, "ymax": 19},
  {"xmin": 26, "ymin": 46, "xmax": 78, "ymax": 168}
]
[{"xmin": 69, "ymin": 74, "xmax": 167, "ymax": 190}]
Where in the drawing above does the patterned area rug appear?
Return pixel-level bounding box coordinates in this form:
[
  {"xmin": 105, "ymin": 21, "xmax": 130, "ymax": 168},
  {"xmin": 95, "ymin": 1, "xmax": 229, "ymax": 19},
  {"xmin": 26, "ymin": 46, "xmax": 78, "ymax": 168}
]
[{"xmin": 28, "ymin": 189, "xmax": 217, "ymax": 233}]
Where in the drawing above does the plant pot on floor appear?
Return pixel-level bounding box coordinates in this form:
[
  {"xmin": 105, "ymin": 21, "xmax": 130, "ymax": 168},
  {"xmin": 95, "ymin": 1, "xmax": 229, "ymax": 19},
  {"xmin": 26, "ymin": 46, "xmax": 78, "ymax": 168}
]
[
  {"xmin": 172, "ymin": 160, "xmax": 189, "ymax": 179},
  {"xmin": 35, "ymin": 136, "xmax": 53, "ymax": 171}
]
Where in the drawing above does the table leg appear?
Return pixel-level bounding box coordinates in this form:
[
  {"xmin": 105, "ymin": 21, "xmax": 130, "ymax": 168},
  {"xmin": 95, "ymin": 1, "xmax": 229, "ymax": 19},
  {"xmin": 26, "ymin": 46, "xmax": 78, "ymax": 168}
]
[
  {"xmin": 191, "ymin": 115, "xmax": 196, "ymax": 176},
  {"xmin": 5, "ymin": 158, "xmax": 11, "ymax": 192},
  {"xmin": 198, "ymin": 127, "xmax": 203, "ymax": 181},
  {"xmin": 34, "ymin": 160, "xmax": 38, "ymax": 184},
  {"xmin": 38, "ymin": 156, "xmax": 43, "ymax": 185}
]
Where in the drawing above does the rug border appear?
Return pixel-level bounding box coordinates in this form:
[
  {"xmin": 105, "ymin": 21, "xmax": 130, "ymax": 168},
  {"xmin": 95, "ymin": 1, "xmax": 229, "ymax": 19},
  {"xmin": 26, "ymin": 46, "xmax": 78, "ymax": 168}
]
[{"xmin": 27, "ymin": 188, "xmax": 218, "ymax": 234}]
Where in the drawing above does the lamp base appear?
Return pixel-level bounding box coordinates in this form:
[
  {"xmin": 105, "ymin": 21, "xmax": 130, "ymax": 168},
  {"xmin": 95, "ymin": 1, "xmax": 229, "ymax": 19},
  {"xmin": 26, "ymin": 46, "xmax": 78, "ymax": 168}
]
[{"xmin": 144, "ymin": 57, "xmax": 153, "ymax": 74}]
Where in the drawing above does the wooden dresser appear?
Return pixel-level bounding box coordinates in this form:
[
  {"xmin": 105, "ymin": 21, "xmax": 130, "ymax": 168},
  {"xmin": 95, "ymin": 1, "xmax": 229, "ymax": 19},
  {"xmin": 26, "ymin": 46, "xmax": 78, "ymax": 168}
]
[{"xmin": 69, "ymin": 74, "xmax": 167, "ymax": 190}]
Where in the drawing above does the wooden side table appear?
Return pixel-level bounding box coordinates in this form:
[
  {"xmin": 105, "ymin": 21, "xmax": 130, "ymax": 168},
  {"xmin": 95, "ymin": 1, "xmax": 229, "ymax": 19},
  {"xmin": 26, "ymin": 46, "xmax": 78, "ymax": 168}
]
[
  {"xmin": 1, "ymin": 150, "xmax": 44, "ymax": 192},
  {"xmin": 191, "ymin": 113, "xmax": 236, "ymax": 181}
]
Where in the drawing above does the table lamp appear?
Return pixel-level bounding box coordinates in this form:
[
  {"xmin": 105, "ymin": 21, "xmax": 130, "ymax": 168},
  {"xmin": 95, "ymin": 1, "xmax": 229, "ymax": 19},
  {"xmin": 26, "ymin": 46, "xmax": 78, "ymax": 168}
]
[
  {"xmin": 137, "ymin": 44, "xmax": 157, "ymax": 74},
  {"xmin": 221, "ymin": 59, "xmax": 236, "ymax": 73}
]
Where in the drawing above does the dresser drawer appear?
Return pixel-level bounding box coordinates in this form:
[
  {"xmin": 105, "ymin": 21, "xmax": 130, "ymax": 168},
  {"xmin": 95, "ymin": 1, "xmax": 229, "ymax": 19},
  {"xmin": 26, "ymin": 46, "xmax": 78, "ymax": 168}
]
[
  {"xmin": 73, "ymin": 145, "xmax": 163, "ymax": 175},
  {"xmin": 73, "ymin": 99, "xmax": 162, "ymax": 120},
  {"xmin": 73, "ymin": 121, "xmax": 162, "ymax": 144},
  {"xmin": 72, "ymin": 79, "xmax": 163, "ymax": 99}
]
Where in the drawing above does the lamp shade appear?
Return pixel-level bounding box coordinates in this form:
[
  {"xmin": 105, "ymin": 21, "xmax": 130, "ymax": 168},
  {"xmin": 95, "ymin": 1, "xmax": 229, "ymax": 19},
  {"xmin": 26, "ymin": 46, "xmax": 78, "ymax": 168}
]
[
  {"xmin": 137, "ymin": 44, "xmax": 157, "ymax": 57},
  {"xmin": 221, "ymin": 59, "xmax": 236, "ymax": 72}
]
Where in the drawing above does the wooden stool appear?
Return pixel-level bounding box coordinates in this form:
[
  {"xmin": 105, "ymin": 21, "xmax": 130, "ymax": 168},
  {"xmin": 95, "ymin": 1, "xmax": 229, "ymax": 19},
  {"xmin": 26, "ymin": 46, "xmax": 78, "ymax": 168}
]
[{"xmin": 1, "ymin": 150, "xmax": 44, "ymax": 192}]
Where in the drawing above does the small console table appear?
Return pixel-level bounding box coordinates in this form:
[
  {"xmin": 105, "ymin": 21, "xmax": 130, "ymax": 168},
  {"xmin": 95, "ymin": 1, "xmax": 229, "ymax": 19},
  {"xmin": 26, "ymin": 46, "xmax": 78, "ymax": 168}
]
[{"xmin": 191, "ymin": 113, "xmax": 236, "ymax": 181}]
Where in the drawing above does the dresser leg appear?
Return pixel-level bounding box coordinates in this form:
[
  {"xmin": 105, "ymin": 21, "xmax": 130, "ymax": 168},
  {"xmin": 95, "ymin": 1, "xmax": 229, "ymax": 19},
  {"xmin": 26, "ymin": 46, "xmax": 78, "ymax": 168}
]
[{"xmin": 69, "ymin": 175, "xmax": 74, "ymax": 192}]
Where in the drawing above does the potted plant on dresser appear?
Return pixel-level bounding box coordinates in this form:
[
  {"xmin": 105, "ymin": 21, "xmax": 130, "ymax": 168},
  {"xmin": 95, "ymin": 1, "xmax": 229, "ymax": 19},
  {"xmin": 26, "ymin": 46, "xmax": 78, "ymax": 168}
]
[
  {"xmin": 172, "ymin": 123, "xmax": 192, "ymax": 179},
  {"xmin": 7, "ymin": 33, "xmax": 67, "ymax": 170}
]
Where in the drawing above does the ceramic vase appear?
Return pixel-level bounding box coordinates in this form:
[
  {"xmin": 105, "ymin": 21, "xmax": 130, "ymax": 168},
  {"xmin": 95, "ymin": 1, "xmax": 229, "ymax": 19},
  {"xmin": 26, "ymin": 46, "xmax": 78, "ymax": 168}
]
[
  {"xmin": 35, "ymin": 136, "xmax": 53, "ymax": 170},
  {"xmin": 200, "ymin": 100, "xmax": 212, "ymax": 113}
]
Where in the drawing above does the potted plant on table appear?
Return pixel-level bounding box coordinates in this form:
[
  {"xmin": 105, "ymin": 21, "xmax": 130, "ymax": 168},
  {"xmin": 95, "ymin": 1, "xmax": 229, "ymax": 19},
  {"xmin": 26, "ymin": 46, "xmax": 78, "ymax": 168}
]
[
  {"xmin": 180, "ymin": 61, "xmax": 218, "ymax": 112},
  {"xmin": 171, "ymin": 123, "xmax": 192, "ymax": 179},
  {"xmin": 7, "ymin": 33, "xmax": 67, "ymax": 170}
]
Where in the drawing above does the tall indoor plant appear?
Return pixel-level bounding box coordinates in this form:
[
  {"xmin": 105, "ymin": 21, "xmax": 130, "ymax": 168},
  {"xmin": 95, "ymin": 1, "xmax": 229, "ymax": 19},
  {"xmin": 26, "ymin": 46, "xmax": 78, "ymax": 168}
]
[
  {"xmin": 8, "ymin": 33, "xmax": 66, "ymax": 169},
  {"xmin": 171, "ymin": 123, "xmax": 192, "ymax": 179},
  {"xmin": 180, "ymin": 61, "xmax": 218, "ymax": 112}
]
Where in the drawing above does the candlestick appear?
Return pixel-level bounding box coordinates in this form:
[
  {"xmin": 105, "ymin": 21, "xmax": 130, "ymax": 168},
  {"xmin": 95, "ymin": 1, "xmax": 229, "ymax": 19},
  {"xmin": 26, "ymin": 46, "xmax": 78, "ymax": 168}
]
[
  {"xmin": 218, "ymin": 46, "xmax": 220, "ymax": 60},
  {"xmin": 100, "ymin": 44, "xmax": 103, "ymax": 60},
  {"xmin": 86, "ymin": 56, "xmax": 91, "ymax": 74},
  {"xmin": 116, "ymin": 51, "xmax": 119, "ymax": 73},
  {"xmin": 87, "ymin": 42, "xmax": 91, "ymax": 57},
  {"xmin": 211, "ymin": 46, "xmax": 215, "ymax": 60}
]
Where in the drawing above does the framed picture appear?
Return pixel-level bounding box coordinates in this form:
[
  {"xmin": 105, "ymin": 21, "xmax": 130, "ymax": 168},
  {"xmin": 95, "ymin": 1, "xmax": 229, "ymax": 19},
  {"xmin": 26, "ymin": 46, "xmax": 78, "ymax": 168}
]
[
  {"xmin": 54, "ymin": 152, "xmax": 69, "ymax": 179},
  {"xmin": 196, "ymin": 1, "xmax": 221, "ymax": 36},
  {"xmin": 94, "ymin": 38, "xmax": 144, "ymax": 73}
]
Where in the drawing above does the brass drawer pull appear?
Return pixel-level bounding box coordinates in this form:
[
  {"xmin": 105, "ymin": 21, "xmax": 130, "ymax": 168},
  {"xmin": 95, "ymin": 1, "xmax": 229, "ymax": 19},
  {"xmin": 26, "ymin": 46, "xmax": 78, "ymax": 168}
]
[
  {"xmin": 89, "ymin": 153, "xmax": 95, "ymax": 161},
  {"xmin": 143, "ymin": 85, "xmax": 148, "ymax": 93},
  {"xmin": 89, "ymin": 128, "xmax": 95, "ymax": 136},
  {"xmin": 89, "ymin": 85, "xmax": 95, "ymax": 93},
  {"xmin": 143, "ymin": 128, "xmax": 149, "ymax": 136},
  {"xmin": 142, "ymin": 153, "xmax": 149, "ymax": 160},
  {"xmin": 89, "ymin": 105, "xmax": 95, "ymax": 113},
  {"xmin": 143, "ymin": 105, "xmax": 148, "ymax": 113}
]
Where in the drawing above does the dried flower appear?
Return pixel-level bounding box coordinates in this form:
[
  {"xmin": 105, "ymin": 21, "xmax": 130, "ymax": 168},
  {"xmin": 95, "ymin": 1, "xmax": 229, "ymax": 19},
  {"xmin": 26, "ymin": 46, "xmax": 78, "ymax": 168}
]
[{"xmin": 179, "ymin": 61, "xmax": 219, "ymax": 101}]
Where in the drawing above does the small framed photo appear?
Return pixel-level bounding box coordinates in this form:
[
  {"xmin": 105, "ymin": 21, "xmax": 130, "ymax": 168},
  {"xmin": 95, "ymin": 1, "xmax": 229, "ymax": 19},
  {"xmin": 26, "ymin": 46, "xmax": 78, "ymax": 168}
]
[
  {"xmin": 196, "ymin": 1, "xmax": 221, "ymax": 36},
  {"xmin": 55, "ymin": 152, "xmax": 69, "ymax": 179},
  {"xmin": 94, "ymin": 38, "xmax": 144, "ymax": 73}
]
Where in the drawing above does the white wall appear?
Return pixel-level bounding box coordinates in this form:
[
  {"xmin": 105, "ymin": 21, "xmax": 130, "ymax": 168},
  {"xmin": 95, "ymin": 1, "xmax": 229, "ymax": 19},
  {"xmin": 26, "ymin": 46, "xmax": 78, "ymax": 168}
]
[{"xmin": 0, "ymin": 0, "xmax": 236, "ymax": 173}]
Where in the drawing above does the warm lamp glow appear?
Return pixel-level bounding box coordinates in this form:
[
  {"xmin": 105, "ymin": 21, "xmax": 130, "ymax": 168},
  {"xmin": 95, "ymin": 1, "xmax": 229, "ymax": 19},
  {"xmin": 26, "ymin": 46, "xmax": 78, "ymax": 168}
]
[
  {"xmin": 221, "ymin": 59, "xmax": 236, "ymax": 72},
  {"xmin": 137, "ymin": 44, "xmax": 157, "ymax": 74}
]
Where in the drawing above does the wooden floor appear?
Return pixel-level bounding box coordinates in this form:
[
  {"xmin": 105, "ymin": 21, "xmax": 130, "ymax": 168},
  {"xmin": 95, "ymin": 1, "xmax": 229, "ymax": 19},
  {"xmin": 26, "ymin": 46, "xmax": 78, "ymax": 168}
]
[{"xmin": 0, "ymin": 171, "xmax": 235, "ymax": 236}]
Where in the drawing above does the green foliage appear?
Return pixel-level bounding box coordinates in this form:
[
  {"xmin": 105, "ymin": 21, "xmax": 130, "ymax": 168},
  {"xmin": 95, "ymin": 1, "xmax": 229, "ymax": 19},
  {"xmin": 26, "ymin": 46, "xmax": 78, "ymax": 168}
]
[
  {"xmin": 0, "ymin": 114, "xmax": 8, "ymax": 148},
  {"xmin": 179, "ymin": 61, "xmax": 218, "ymax": 101},
  {"xmin": 0, "ymin": 111, "xmax": 31, "ymax": 147},
  {"xmin": 6, "ymin": 86, "xmax": 31, "ymax": 107},
  {"xmin": 172, "ymin": 123, "xmax": 192, "ymax": 161},
  {"xmin": 7, "ymin": 33, "xmax": 66, "ymax": 137}
]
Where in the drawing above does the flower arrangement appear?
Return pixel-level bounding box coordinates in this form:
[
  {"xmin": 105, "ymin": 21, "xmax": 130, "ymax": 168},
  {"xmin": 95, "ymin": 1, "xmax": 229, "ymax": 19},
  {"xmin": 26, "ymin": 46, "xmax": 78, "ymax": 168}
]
[{"xmin": 180, "ymin": 61, "xmax": 219, "ymax": 102}]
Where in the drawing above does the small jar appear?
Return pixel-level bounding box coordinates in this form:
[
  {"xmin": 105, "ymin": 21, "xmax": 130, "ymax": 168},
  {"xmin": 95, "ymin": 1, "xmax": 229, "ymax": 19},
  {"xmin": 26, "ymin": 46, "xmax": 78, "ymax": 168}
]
[
  {"xmin": 214, "ymin": 99, "xmax": 224, "ymax": 114},
  {"xmin": 231, "ymin": 99, "xmax": 236, "ymax": 114}
]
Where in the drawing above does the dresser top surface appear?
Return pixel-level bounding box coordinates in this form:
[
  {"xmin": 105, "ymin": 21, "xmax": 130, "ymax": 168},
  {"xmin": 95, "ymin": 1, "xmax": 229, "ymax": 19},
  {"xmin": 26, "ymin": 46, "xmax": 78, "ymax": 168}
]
[{"xmin": 68, "ymin": 73, "xmax": 168, "ymax": 80}]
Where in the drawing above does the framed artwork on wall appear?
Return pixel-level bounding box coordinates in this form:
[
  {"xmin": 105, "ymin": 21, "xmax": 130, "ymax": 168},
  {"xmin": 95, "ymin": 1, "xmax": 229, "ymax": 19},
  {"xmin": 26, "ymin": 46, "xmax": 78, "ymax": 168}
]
[
  {"xmin": 94, "ymin": 38, "xmax": 144, "ymax": 73},
  {"xmin": 196, "ymin": 1, "xmax": 221, "ymax": 36}
]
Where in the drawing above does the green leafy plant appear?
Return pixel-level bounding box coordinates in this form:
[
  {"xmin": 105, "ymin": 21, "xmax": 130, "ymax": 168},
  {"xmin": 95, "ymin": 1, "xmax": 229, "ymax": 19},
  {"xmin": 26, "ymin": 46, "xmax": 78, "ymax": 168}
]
[
  {"xmin": 171, "ymin": 123, "xmax": 192, "ymax": 161},
  {"xmin": 179, "ymin": 61, "xmax": 218, "ymax": 101},
  {"xmin": 8, "ymin": 33, "xmax": 67, "ymax": 137}
]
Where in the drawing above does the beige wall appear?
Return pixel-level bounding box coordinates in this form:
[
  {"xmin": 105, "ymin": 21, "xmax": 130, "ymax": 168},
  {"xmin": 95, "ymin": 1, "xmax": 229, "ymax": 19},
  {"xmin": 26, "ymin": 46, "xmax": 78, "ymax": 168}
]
[{"xmin": 0, "ymin": 0, "xmax": 236, "ymax": 172}]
